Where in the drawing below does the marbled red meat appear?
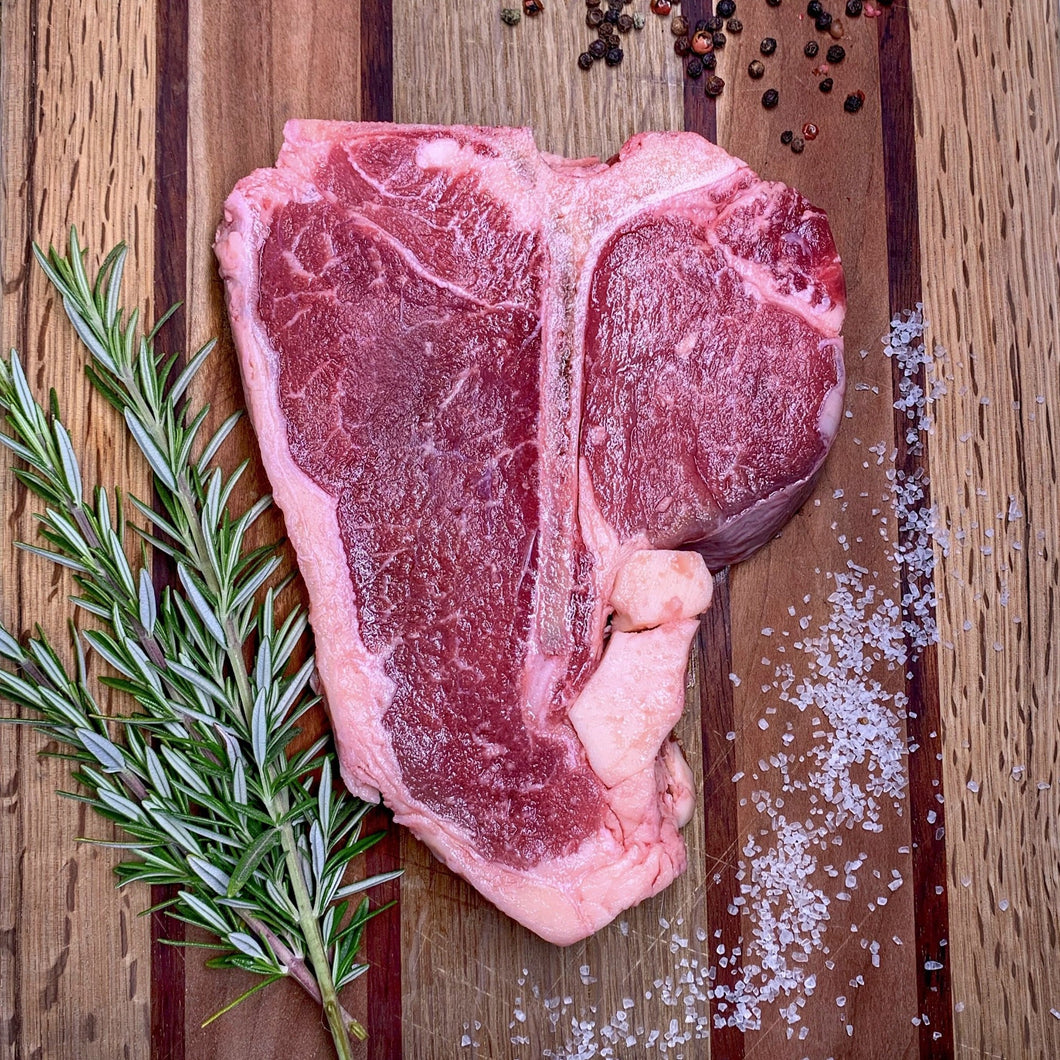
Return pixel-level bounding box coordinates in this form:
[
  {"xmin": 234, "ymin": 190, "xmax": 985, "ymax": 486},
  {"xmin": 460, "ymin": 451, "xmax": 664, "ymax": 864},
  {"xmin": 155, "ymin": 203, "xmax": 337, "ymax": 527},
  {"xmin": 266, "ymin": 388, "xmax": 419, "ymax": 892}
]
[{"xmin": 216, "ymin": 121, "xmax": 845, "ymax": 944}]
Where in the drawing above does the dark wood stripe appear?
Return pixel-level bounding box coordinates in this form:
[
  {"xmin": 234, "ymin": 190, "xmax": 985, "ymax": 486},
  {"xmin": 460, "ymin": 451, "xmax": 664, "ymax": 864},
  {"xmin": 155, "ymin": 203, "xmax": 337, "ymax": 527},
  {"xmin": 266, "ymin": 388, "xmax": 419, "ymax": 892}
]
[
  {"xmin": 364, "ymin": 809, "xmax": 402, "ymax": 1060},
  {"xmin": 878, "ymin": 9, "xmax": 954, "ymax": 1058},
  {"xmin": 697, "ymin": 570, "xmax": 745, "ymax": 1060},
  {"xmin": 358, "ymin": 7, "xmax": 400, "ymax": 1057},
  {"xmin": 150, "ymin": 1, "xmax": 189, "ymax": 1057},
  {"xmin": 681, "ymin": 0, "xmax": 718, "ymax": 143},
  {"xmin": 360, "ymin": 0, "xmax": 393, "ymax": 124}
]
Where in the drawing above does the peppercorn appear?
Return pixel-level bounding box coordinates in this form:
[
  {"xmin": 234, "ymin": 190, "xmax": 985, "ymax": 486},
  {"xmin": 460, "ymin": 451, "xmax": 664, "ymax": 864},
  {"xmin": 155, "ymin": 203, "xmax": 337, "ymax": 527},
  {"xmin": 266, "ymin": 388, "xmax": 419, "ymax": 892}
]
[
  {"xmin": 815, "ymin": 11, "xmax": 832, "ymax": 30},
  {"xmin": 586, "ymin": 0, "xmax": 601, "ymax": 5},
  {"xmin": 712, "ymin": 31, "xmax": 726, "ymax": 48},
  {"xmin": 803, "ymin": 122, "xmax": 819, "ymax": 140},
  {"xmin": 577, "ymin": 51, "xmax": 594, "ymax": 69},
  {"xmin": 830, "ymin": 19, "xmax": 845, "ymax": 37},
  {"xmin": 694, "ymin": 19, "xmax": 709, "ymax": 31},
  {"xmin": 589, "ymin": 38, "xmax": 607, "ymax": 57},
  {"xmin": 845, "ymin": 0, "xmax": 862, "ymax": 12},
  {"xmin": 618, "ymin": 12, "xmax": 634, "ymax": 29},
  {"xmin": 878, "ymin": 0, "xmax": 892, "ymax": 5},
  {"xmin": 762, "ymin": 87, "xmax": 779, "ymax": 108},
  {"xmin": 501, "ymin": 7, "xmax": 521, "ymax": 25},
  {"xmin": 705, "ymin": 16, "xmax": 723, "ymax": 31},
  {"xmin": 727, "ymin": 18, "xmax": 742, "ymax": 32},
  {"xmin": 819, "ymin": 76, "xmax": 834, "ymax": 92},
  {"xmin": 649, "ymin": 0, "xmax": 672, "ymax": 13},
  {"xmin": 748, "ymin": 59, "xmax": 765, "ymax": 79},
  {"xmin": 806, "ymin": 0, "xmax": 822, "ymax": 16},
  {"xmin": 760, "ymin": 36, "xmax": 777, "ymax": 55},
  {"xmin": 705, "ymin": 74, "xmax": 725, "ymax": 96},
  {"xmin": 605, "ymin": 45, "xmax": 624, "ymax": 65},
  {"xmin": 632, "ymin": 11, "xmax": 645, "ymax": 27},
  {"xmin": 767, "ymin": 0, "xmax": 781, "ymax": 5},
  {"xmin": 587, "ymin": 7, "xmax": 604, "ymax": 26},
  {"xmin": 827, "ymin": 44, "xmax": 845, "ymax": 62},
  {"xmin": 791, "ymin": 136, "xmax": 805, "ymax": 154},
  {"xmin": 716, "ymin": 0, "xmax": 736, "ymax": 16},
  {"xmin": 780, "ymin": 129, "xmax": 794, "ymax": 144},
  {"xmin": 804, "ymin": 39, "xmax": 819, "ymax": 57},
  {"xmin": 702, "ymin": 51, "xmax": 717, "ymax": 69},
  {"xmin": 674, "ymin": 34, "xmax": 691, "ymax": 55},
  {"xmin": 844, "ymin": 91, "xmax": 864, "ymax": 112},
  {"xmin": 598, "ymin": 24, "xmax": 616, "ymax": 39},
  {"xmin": 671, "ymin": 14, "xmax": 689, "ymax": 34},
  {"xmin": 523, "ymin": 0, "xmax": 544, "ymax": 14},
  {"xmin": 604, "ymin": 8, "xmax": 619, "ymax": 23},
  {"xmin": 686, "ymin": 56, "xmax": 704, "ymax": 78},
  {"xmin": 691, "ymin": 29, "xmax": 713, "ymax": 53}
]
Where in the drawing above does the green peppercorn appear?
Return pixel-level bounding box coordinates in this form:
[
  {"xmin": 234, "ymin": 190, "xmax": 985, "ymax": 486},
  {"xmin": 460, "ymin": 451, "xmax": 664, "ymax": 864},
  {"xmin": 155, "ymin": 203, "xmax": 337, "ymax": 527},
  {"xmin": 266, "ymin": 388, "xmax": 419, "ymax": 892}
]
[
  {"xmin": 589, "ymin": 38, "xmax": 607, "ymax": 57},
  {"xmin": 686, "ymin": 55, "xmax": 704, "ymax": 78},
  {"xmin": 748, "ymin": 59, "xmax": 765, "ymax": 79},
  {"xmin": 705, "ymin": 74, "xmax": 725, "ymax": 96},
  {"xmin": 762, "ymin": 87, "xmax": 779, "ymax": 108},
  {"xmin": 827, "ymin": 44, "xmax": 845, "ymax": 62},
  {"xmin": 671, "ymin": 14, "xmax": 689, "ymax": 34},
  {"xmin": 806, "ymin": 0, "xmax": 822, "ymax": 16},
  {"xmin": 716, "ymin": 0, "xmax": 736, "ymax": 16},
  {"xmin": 632, "ymin": 11, "xmax": 645, "ymax": 27},
  {"xmin": 501, "ymin": 7, "xmax": 521, "ymax": 24},
  {"xmin": 844, "ymin": 91, "xmax": 865, "ymax": 112},
  {"xmin": 815, "ymin": 12, "xmax": 832, "ymax": 30},
  {"xmin": 804, "ymin": 39, "xmax": 819, "ymax": 58},
  {"xmin": 780, "ymin": 129, "xmax": 794, "ymax": 144},
  {"xmin": 605, "ymin": 45, "xmax": 624, "ymax": 65},
  {"xmin": 577, "ymin": 51, "xmax": 594, "ymax": 69},
  {"xmin": 760, "ymin": 36, "xmax": 777, "ymax": 55},
  {"xmin": 846, "ymin": 0, "xmax": 862, "ymax": 12},
  {"xmin": 791, "ymin": 136, "xmax": 805, "ymax": 154},
  {"xmin": 819, "ymin": 76, "xmax": 834, "ymax": 92},
  {"xmin": 727, "ymin": 18, "xmax": 743, "ymax": 32}
]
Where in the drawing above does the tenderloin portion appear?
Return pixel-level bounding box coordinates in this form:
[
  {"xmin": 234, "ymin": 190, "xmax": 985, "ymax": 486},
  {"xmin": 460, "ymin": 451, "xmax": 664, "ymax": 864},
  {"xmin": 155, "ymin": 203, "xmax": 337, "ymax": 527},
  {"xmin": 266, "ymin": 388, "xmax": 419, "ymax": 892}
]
[{"xmin": 216, "ymin": 121, "xmax": 845, "ymax": 945}]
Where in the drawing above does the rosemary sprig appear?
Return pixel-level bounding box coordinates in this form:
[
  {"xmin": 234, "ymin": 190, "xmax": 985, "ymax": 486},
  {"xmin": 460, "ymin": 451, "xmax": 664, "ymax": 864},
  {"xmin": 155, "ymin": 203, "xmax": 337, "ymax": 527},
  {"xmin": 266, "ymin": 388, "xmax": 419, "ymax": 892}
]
[{"xmin": 0, "ymin": 231, "xmax": 399, "ymax": 1058}]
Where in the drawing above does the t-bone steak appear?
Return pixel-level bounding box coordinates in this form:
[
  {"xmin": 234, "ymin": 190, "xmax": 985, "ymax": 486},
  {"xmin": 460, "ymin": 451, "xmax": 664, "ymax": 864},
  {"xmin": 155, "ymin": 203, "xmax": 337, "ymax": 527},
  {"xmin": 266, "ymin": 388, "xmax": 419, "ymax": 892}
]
[{"xmin": 216, "ymin": 121, "xmax": 846, "ymax": 945}]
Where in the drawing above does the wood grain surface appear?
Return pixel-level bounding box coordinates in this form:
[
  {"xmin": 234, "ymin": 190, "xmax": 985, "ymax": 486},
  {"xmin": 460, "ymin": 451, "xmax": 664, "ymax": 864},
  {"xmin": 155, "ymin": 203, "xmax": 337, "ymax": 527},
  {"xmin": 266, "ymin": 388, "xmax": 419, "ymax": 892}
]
[{"xmin": 1, "ymin": 2, "xmax": 1058, "ymax": 1059}]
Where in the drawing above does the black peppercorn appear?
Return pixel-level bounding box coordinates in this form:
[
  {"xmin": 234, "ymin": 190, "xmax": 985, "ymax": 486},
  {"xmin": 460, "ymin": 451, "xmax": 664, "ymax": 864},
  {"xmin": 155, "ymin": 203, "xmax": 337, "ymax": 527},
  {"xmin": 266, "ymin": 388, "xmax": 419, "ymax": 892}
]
[
  {"xmin": 702, "ymin": 52, "xmax": 717, "ymax": 69},
  {"xmin": 815, "ymin": 12, "xmax": 832, "ymax": 30},
  {"xmin": 827, "ymin": 44, "xmax": 845, "ymax": 63},
  {"xmin": 705, "ymin": 74, "xmax": 725, "ymax": 96},
  {"xmin": 598, "ymin": 24, "xmax": 617, "ymax": 39},
  {"xmin": 694, "ymin": 19, "xmax": 709, "ymax": 31},
  {"xmin": 674, "ymin": 34, "xmax": 691, "ymax": 55},
  {"xmin": 762, "ymin": 88, "xmax": 779, "ymax": 108},
  {"xmin": 845, "ymin": 0, "xmax": 862, "ymax": 11},
  {"xmin": 878, "ymin": 0, "xmax": 892, "ymax": 5},
  {"xmin": 780, "ymin": 129, "xmax": 794, "ymax": 144},
  {"xmin": 586, "ymin": 0, "xmax": 601, "ymax": 5},
  {"xmin": 716, "ymin": 0, "xmax": 736, "ymax": 16},
  {"xmin": 791, "ymin": 136, "xmax": 805, "ymax": 154},
  {"xmin": 760, "ymin": 37, "xmax": 777, "ymax": 55},
  {"xmin": 672, "ymin": 15, "xmax": 689, "ymax": 34},
  {"xmin": 705, "ymin": 16, "xmax": 723, "ymax": 31},
  {"xmin": 819, "ymin": 76, "xmax": 834, "ymax": 92},
  {"xmin": 605, "ymin": 45, "xmax": 624, "ymax": 65},
  {"xmin": 617, "ymin": 12, "xmax": 634, "ymax": 30},
  {"xmin": 844, "ymin": 91, "xmax": 865, "ymax": 112},
  {"xmin": 578, "ymin": 51, "xmax": 594, "ymax": 70},
  {"xmin": 587, "ymin": 7, "xmax": 604, "ymax": 26},
  {"xmin": 727, "ymin": 18, "xmax": 743, "ymax": 32},
  {"xmin": 589, "ymin": 38, "xmax": 607, "ymax": 58},
  {"xmin": 806, "ymin": 0, "xmax": 822, "ymax": 16},
  {"xmin": 748, "ymin": 59, "xmax": 765, "ymax": 79},
  {"xmin": 804, "ymin": 40, "xmax": 819, "ymax": 57},
  {"xmin": 766, "ymin": 0, "xmax": 781, "ymax": 5},
  {"xmin": 604, "ymin": 8, "xmax": 619, "ymax": 23},
  {"xmin": 712, "ymin": 32, "xmax": 726, "ymax": 48},
  {"xmin": 686, "ymin": 56, "xmax": 704, "ymax": 78}
]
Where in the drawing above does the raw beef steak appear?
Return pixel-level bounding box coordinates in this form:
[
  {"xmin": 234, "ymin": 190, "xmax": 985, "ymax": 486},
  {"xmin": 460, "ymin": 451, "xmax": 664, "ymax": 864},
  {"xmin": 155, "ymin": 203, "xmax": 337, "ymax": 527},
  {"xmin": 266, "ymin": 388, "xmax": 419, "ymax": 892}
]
[{"xmin": 216, "ymin": 121, "xmax": 846, "ymax": 945}]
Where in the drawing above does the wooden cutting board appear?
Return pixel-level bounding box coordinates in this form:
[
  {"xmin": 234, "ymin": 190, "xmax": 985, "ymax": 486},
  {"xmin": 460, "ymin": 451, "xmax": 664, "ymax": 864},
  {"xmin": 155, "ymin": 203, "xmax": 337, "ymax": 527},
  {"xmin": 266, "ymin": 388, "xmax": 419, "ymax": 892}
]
[{"xmin": 3, "ymin": 2, "xmax": 1059, "ymax": 1058}]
